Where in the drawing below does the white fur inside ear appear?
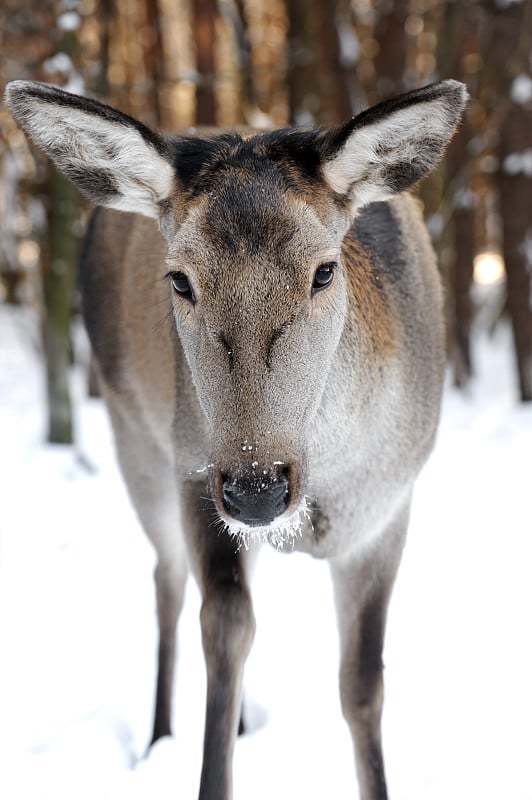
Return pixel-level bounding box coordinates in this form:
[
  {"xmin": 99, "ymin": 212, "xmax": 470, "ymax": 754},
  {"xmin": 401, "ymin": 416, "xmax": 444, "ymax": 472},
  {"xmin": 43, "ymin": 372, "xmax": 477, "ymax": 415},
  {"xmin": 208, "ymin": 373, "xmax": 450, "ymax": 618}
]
[
  {"xmin": 12, "ymin": 96, "xmax": 173, "ymax": 218},
  {"xmin": 322, "ymin": 97, "xmax": 456, "ymax": 206}
]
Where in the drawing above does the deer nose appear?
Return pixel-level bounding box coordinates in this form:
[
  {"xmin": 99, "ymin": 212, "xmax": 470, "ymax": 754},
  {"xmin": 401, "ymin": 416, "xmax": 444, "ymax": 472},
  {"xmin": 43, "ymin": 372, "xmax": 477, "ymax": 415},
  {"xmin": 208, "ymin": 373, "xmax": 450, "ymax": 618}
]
[{"xmin": 222, "ymin": 470, "xmax": 290, "ymax": 527}]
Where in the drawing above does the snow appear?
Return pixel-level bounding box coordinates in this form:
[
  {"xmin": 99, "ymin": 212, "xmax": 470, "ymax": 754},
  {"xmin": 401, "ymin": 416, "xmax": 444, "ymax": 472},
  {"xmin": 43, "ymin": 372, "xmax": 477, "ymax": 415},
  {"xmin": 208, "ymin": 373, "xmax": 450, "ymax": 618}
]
[
  {"xmin": 503, "ymin": 150, "xmax": 532, "ymax": 177},
  {"xmin": 43, "ymin": 53, "xmax": 74, "ymax": 77},
  {"xmin": 1, "ymin": 303, "xmax": 532, "ymax": 800},
  {"xmin": 511, "ymin": 74, "xmax": 532, "ymax": 106},
  {"xmin": 337, "ymin": 18, "xmax": 360, "ymax": 67},
  {"xmin": 57, "ymin": 12, "xmax": 81, "ymax": 32},
  {"xmin": 495, "ymin": 0, "xmax": 524, "ymax": 7}
]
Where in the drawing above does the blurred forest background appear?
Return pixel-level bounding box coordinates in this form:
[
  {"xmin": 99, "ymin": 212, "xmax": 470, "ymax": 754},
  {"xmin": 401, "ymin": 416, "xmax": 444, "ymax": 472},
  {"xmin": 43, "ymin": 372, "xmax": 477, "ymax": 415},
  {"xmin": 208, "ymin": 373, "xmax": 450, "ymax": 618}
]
[{"xmin": 0, "ymin": 0, "xmax": 531, "ymax": 444}]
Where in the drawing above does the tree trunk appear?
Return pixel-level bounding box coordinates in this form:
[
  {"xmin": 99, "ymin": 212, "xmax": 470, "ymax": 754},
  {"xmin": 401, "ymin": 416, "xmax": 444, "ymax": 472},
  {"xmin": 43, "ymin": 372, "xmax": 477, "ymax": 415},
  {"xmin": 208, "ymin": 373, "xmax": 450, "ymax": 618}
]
[
  {"xmin": 373, "ymin": 0, "xmax": 409, "ymax": 99},
  {"xmin": 35, "ymin": 12, "xmax": 83, "ymax": 443},
  {"xmin": 93, "ymin": 0, "xmax": 114, "ymax": 99},
  {"xmin": 192, "ymin": 0, "xmax": 218, "ymax": 124},
  {"xmin": 482, "ymin": 0, "xmax": 532, "ymax": 401},
  {"xmin": 498, "ymin": 106, "xmax": 532, "ymax": 401},
  {"xmin": 220, "ymin": 0, "xmax": 256, "ymax": 123},
  {"xmin": 441, "ymin": 0, "xmax": 478, "ymax": 388},
  {"xmin": 144, "ymin": 0, "xmax": 165, "ymax": 127},
  {"xmin": 286, "ymin": 0, "xmax": 319, "ymax": 124},
  {"xmin": 316, "ymin": 0, "xmax": 353, "ymax": 124},
  {"xmin": 41, "ymin": 167, "xmax": 79, "ymax": 444},
  {"xmin": 449, "ymin": 190, "xmax": 476, "ymax": 387}
]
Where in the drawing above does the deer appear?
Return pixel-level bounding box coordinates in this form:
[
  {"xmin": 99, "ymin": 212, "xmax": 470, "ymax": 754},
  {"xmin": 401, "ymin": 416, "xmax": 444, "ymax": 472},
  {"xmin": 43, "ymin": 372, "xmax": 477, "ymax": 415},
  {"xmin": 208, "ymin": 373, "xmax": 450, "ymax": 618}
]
[{"xmin": 6, "ymin": 78, "xmax": 467, "ymax": 799}]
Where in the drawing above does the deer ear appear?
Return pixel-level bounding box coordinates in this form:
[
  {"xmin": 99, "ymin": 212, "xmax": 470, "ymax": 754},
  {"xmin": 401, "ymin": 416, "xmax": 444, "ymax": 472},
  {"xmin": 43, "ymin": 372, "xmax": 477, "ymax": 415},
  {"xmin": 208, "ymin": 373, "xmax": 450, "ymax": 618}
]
[
  {"xmin": 5, "ymin": 81, "xmax": 175, "ymax": 219},
  {"xmin": 320, "ymin": 80, "xmax": 468, "ymax": 209}
]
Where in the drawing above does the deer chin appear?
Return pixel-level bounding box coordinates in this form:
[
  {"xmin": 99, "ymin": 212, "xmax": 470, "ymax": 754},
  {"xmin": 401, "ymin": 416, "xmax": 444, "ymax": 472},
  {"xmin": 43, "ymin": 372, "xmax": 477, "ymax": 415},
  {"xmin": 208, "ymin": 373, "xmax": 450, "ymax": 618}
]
[{"xmin": 220, "ymin": 498, "xmax": 312, "ymax": 552}]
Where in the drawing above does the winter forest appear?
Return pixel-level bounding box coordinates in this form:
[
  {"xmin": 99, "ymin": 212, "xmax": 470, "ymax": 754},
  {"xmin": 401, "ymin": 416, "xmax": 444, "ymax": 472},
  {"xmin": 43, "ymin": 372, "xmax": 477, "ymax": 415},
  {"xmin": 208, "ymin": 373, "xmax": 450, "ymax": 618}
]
[
  {"xmin": 1, "ymin": 0, "xmax": 532, "ymax": 440},
  {"xmin": 1, "ymin": 2, "xmax": 532, "ymax": 800}
]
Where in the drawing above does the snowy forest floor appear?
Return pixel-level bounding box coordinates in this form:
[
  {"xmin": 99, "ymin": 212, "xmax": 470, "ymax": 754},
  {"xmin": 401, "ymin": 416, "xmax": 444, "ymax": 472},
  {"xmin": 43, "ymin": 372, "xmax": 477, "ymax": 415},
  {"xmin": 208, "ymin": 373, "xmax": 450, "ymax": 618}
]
[{"xmin": 1, "ymin": 303, "xmax": 531, "ymax": 800}]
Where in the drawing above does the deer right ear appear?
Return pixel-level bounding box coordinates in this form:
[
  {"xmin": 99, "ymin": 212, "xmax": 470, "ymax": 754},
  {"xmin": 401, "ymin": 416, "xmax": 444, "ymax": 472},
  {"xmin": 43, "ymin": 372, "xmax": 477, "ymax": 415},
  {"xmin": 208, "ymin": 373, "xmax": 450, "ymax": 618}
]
[
  {"xmin": 5, "ymin": 81, "xmax": 175, "ymax": 219},
  {"xmin": 319, "ymin": 80, "xmax": 468, "ymax": 209}
]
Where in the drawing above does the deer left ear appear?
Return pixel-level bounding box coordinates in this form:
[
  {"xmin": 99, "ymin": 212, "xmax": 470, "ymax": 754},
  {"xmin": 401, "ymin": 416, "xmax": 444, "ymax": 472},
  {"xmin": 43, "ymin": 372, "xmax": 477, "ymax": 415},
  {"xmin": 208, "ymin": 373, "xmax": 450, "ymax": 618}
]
[
  {"xmin": 5, "ymin": 81, "xmax": 175, "ymax": 219},
  {"xmin": 320, "ymin": 80, "xmax": 468, "ymax": 209}
]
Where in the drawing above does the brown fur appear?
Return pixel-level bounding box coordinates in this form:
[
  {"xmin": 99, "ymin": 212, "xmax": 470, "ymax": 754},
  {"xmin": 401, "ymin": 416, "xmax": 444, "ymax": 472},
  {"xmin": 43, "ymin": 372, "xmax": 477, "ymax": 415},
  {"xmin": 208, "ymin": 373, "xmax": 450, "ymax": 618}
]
[{"xmin": 342, "ymin": 233, "xmax": 396, "ymax": 358}]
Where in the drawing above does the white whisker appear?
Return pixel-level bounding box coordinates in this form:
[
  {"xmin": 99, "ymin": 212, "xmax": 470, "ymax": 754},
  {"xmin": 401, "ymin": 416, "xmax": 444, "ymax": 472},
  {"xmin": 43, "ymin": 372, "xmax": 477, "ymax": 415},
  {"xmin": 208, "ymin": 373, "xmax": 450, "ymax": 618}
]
[{"xmin": 221, "ymin": 498, "xmax": 312, "ymax": 553}]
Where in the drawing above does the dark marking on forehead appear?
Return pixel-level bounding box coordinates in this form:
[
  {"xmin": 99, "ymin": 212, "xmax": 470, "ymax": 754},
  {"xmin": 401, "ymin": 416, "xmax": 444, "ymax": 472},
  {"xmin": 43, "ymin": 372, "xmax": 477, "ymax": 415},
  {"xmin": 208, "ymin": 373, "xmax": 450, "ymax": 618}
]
[
  {"xmin": 171, "ymin": 133, "xmax": 242, "ymax": 189},
  {"xmin": 202, "ymin": 174, "xmax": 299, "ymax": 257},
  {"xmin": 171, "ymin": 127, "xmax": 337, "ymax": 204},
  {"xmin": 170, "ymin": 126, "xmax": 349, "ymax": 257},
  {"xmin": 257, "ymin": 128, "xmax": 323, "ymax": 188}
]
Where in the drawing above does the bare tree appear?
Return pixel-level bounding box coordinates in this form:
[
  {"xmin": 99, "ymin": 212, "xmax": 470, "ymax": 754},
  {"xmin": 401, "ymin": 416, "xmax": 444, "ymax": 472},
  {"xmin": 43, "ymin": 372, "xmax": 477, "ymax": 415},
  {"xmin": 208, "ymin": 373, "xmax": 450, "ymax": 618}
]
[
  {"xmin": 192, "ymin": 0, "xmax": 219, "ymax": 124},
  {"xmin": 2, "ymin": 0, "xmax": 530, "ymax": 408},
  {"xmin": 40, "ymin": 9, "xmax": 83, "ymax": 443},
  {"xmin": 285, "ymin": 0, "xmax": 319, "ymax": 124},
  {"xmin": 436, "ymin": 0, "xmax": 479, "ymax": 387},
  {"xmin": 480, "ymin": 0, "xmax": 532, "ymax": 401},
  {"xmin": 217, "ymin": 0, "xmax": 256, "ymax": 123},
  {"xmin": 373, "ymin": 0, "xmax": 410, "ymax": 98},
  {"xmin": 316, "ymin": 0, "xmax": 354, "ymax": 124}
]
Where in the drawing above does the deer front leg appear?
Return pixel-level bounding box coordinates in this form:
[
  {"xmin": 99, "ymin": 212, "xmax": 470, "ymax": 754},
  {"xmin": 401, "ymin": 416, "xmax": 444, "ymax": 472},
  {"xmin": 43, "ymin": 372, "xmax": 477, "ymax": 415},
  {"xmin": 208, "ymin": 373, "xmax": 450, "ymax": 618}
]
[
  {"xmin": 334, "ymin": 580, "xmax": 390, "ymax": 800},
  {"xmin": 181, "ymin": 482, "xmax": 256, "ymax": 800},
  {"xmin": 103, "ymin": 405, "xmax": 188, "ymax": 748},
  {"xmin": 151, "ymin": 555, "xmax": 188, "ymax": 744},
  {"xmin": 330, "ymin": 507, "xmax": 410, "ymax": 800},
  {"xmin": 199, "ymin": 559, "xmax": 255, "ymax": 799}
]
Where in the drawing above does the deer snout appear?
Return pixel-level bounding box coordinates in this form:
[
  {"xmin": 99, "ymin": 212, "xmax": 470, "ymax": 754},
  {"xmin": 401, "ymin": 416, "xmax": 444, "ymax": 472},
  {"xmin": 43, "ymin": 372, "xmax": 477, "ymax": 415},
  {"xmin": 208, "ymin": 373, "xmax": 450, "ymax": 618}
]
[
  {"xmin": 213, "ymin": 464, "xmax": 296, "ymax": 528},
  {"xmin": 222, "ymin": 467, "xmax": 290, "ymax": 527}
]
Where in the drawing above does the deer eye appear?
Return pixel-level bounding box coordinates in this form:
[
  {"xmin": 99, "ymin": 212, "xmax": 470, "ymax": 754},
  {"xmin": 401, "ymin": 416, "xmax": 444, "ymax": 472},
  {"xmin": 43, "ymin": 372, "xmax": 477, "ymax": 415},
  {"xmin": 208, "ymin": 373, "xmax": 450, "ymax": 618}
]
[
  {"xmin": 312, "ymin": 262, "xmax": 335, "ymax": 294},
  {"xmin": 169, "ymin": 271, "xmax": 195, "ymax": 302}
]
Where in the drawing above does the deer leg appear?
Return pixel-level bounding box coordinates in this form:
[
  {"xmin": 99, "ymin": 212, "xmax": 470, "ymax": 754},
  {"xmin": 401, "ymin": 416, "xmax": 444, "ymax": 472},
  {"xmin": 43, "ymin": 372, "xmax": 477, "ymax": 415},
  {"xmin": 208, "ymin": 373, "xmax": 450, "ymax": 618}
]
[
  {"xmin": 330, "ymin": 505, "xmax": 410, "ymax": 800},
  {"xmin": 335, "ymin": 580, "xmax": 390, "ymax": 800},
  {"xmin": 181, "ymin": 481, "xmax": 256, "ymax": 800},
  {"xmin": 151, "ymin": 554, "xmax": 188, "ymax": 743},
  {"xmin": 237, "ymin": 707, "xmax": 246, "ymax": 736},
  {"xmin": 124, "ymin": 486, "xmax": 187, "ymax": 747},
  {"xmin": 104, "ymin": 406, "xmax": 188, "ymax": 746}
]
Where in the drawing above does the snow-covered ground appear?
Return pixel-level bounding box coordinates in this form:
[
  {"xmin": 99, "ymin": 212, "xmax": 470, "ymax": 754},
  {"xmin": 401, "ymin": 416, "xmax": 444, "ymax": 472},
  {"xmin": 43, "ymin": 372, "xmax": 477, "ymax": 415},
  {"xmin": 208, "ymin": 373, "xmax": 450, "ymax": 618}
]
[{"xmin": 1, "ymin": 303, "xmax": 531, "ymax": 800}]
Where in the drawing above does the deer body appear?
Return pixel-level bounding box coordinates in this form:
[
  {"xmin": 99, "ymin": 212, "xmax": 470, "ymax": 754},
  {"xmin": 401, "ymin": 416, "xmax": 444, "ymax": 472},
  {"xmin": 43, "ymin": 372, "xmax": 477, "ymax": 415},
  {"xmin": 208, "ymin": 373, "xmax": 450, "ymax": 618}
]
[{"xmin": 6, "ymin": 79, "xmax": 467, "ymax": 799}]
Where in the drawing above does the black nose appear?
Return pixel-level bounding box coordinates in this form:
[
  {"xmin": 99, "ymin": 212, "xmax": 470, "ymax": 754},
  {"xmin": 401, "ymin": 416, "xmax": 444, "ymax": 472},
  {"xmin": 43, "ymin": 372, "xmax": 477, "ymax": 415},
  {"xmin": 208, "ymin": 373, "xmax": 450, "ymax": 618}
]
[{"xmin": 222, "ymin": 471, "xmax": 290, "ymax": 527}]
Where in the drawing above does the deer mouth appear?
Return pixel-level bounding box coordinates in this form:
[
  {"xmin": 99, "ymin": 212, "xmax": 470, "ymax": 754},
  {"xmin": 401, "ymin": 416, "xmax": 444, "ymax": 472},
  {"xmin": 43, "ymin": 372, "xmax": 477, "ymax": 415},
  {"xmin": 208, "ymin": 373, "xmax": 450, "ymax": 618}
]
[
  {"xmin": 220, "ymin": 500, "xmax": 311, "ymax": 551},
  {"xmin": 210, "ymin": 461, "xmax": 309, "ymax": 549}
]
